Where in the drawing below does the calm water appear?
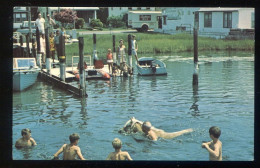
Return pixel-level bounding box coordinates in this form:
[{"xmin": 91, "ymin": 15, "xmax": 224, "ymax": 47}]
[{"xmin": 12, "ymin": 50, "xmax": 254, "ymax": 161}]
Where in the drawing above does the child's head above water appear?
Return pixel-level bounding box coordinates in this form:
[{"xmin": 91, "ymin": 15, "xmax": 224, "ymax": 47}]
[
  {"xmin": 209, "ymin": 126, "xmax": 221, "ymax": 139},
  {"xmin": 112, "ymin": 138, "xmax": 122, "ymax": 150},
  {"xmin": 69, "ymin": 133, "xmax": 80, "ymax": 143}
]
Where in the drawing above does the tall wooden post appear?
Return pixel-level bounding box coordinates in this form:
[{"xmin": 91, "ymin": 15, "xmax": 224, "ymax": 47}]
[
  {"xmin": 59, "ymin": 34, "xmax": 66, "ymax": 81},
  {"xmin": 93, "ymin": 33, "xmax": 97, "ymax": 66},
  {"xmin": 128, "ymin": 34, "xmax": 133, "ymax": 74},
  {"xmin": 36, "ymin": 27, "xmax": 42, "ymax": 67},
  {"xmin": 112, "ymin": 35, "xmax": 116, "ymax": 64},
  {"xmin": 45, "ymin": 28, "xmax": 51, "ymax": 74},
  {"xmin": 28, "ymin": 7, "xmax": 32, "ymax": 40},
  {"xmin": 78, "ymin": 37, "xmax": 86, "ymax": 97},
  {"xmin": 32, "ymin": 37, "xmax": 36, "ymax": 59},
  {"xmin": 193, "ymin": 11, "xmax": 199, "ymax": 86},
  {"xmin": 19, "ymin": 35, "xmax": 24, "ymax": 58},
  {"xmin": 26, "ymin": 34, "xmax": 30, "ymax": 57}
]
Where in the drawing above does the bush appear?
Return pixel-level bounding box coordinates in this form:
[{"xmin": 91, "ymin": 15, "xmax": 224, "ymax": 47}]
[
  {"xmin": 76, "ymin": 18, "xmax": 85, "ymax": 29},
  {"xmin": 107, "ymin": 16, "xmax": 125, "ymax": 28},
  {"xmin": 90, "ymin": 19, "xmax": 103, "ymax": 28}
]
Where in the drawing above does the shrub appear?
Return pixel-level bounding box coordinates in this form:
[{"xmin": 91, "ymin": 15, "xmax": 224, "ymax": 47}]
[
  {"xmin": 107, "ymin": 16, "xmax": 125, "ymax": 28},
  {"xmin": 76, "ymin": 18, "xmax": 85, "ymax": 29},
  {"xmin": 90, "ymin": 19, "xmax": 103, "ymax": 28}
]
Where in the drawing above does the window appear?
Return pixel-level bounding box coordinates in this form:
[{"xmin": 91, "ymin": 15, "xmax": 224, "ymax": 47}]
[
  {"xmin": 128, "ymin": 7, "xmax": 132, "ymax": 10},
  {"xmin": 21, "ymin": 13, "xmax": 27, "ymax": 21},
  {"xmin": 139, "ymin": 15, "xmax": 151, "ymax": 21},
  {"xmin": 163, "ymin": 15, "xmax": 167, "ymax": 25},
  {"xmin": 223, "ymin": 12, "xmax": 232, "ymax": 28},
  {"xmin": 204, "ymin": 12, "xmax": 212, "ymax": 28},
  {"xmin": 15, "ymin": 13, "xmax": 21, "ymax": 22},
  {"xmin": 146, "ymin": 7, "xmax": 150, "ymax": 10}
]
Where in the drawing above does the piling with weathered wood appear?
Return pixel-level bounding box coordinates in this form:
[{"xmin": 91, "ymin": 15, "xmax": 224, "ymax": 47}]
[
  {"xmin": 19, "ymin": 35, "xmax": 24, "ymax": 57},
  {"xmin": 45, "ymin": 28, "xmax": 51, "ymax": 74},
  {"xmin": 128, "ymin": 34, "xmax": 132, "ymax": 69},
  {"xmin": 193, "ymin": 11, "xmax": 199, "ymax": 86},
  {"xmin": 32, "ymin": 37, "xmax": 36, "ymax": 58},
  {"xmin": 112, "ymin": 35, "xmax": 116, "ymax": 63},
  {"xmin": 78, "ymin": 37, "xmax": 87, "ymax": 97},
  {"xmin": 36, "ymin": 27, "xmax": 42, "ymax": 67},
  {"xmin": 26, "ymin": 34, "xmax": 30, "ymax": 57},
  {"xmin": 59, "ymin": 34, "xmax": 66, "ymax": 81}
]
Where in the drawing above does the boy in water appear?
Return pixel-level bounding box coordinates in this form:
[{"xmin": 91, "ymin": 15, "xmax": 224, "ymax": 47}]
[
  {"xmin": 15, "ymin": 128, "xmax": 37, "ymax": 148},
  {"xmin": 202, "ymin": 126, "xmax": 222, "ymax": 161},
  {"xmin": 106, "ymin": 138, "xmax": 132, "ymax": 160},
  {"xmin": 53, "ymin": 133, "xmax": 85, "ymax": 160}
]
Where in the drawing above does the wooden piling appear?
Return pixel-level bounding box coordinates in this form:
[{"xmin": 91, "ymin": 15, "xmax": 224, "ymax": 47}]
[
  {"xmin": 93, "ymin": 33, "xmax": 97, "ymax": 66},
  {"xmin": 128, "ymin": 34, "xmax": 133, "ymax": 73},
  {"xmin": 59, "ymin": 34, "xmax": 66, "ymax": 81},
  {"xmin": 26, "ymin": 34, "xmax": 30, "ymax": 57},
  {"xmin": 45, "ymin": 28, "xmax": 51, "ymax": 73},
  {"xmin": 112, "ymin": 35, "xmax": 116, "ymax": 63},
  {"xmin": 36, "ymin": 27, "xmax": 42, "ymax": 67},
  {"xmin": 193, "ymin": 28, "xmax": 198, "ymax": 64},
  {"xmin": 78, "ymin": 37, "xmax": 87, "ymax": 97},
  {"xmin": 19, "ymin": 35, "xmax": 24, "ymax": 57},
  {"xmin": 32, "ymin": 37, "xmax": 36, "ymax": 58}
]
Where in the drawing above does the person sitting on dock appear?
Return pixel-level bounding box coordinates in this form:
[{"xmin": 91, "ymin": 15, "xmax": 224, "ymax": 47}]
[
  {"xmin": 15, "ymin": 128, "xmax": 37, "ymax": 148},
  {"xmin": 53, "ymin": 133, "xmax": 85, "ymax": 160},
  {"xmin": 119, "ymin": 117, "xmax": 193, "ymax": 141},
  {"xmin": 106, "ymin": 138, "xmax": 133, "ymax": 160}
]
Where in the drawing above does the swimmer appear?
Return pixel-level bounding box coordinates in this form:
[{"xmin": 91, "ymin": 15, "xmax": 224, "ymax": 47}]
[
  {"xmin": 15, "ymin": 128, "xmax": 37, "ymax": 148},
  {"xmin": 202, "ymin": 126, "xmax": 222, "ymax": 161},
  {"xmin": 106, "ymin": 138, "xmax": 132, "ymax": 160},
  {"xmin": 119, "ymin": 117, "xmax": 193, "ymax": 141},
  {"xmin": 53, "ymin": 133, "xmax": 85, "ymax": 160}
]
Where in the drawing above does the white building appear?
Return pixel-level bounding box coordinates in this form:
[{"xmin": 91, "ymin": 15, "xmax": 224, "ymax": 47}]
[
  {"xmin": 108, "ymin": 7, "xmax": 157, "ymax": 17},
  {"xmin": 156, "ymin": 7, "xmax": 254, "ymax": 38},
  {"xmin": 13, "ymin": 7, "xmax": 28, "ymax": 30}
]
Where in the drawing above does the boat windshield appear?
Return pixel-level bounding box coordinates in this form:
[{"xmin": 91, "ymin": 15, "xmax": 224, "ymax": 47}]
[{"xmin": 16, "ymin": 58, "xmax": 36, "ymax": 68}]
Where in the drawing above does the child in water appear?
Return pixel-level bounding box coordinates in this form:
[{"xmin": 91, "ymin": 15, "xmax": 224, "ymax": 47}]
[
  {"xmin": 15, "ymin": 128, "xmax": 37, "ymax": 148},
  {"xmin": 106, "ymin": 138, "xmax": 132, "ymax": 160},
  {"xmin": 53, "ymin": 133, "xmax": 85, "ymax": 160},
  {"xmin": 202, "ymin": 126, "xmax": 222, "ymax": 161}
]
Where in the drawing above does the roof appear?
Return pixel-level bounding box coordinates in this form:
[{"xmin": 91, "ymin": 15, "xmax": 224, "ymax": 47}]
[
  {"xmin": 49, "ymin": 7, "xmax": 99, "ymax": 11},
  {"xmin": 128, "ymin": 11, "xmax": 162, "ymax": 14},
  {"xmin": 198, "ymin": 8, "xmax": 251, "ymax": 12}
]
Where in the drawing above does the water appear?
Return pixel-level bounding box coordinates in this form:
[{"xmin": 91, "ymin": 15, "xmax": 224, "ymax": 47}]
[{"xmin": 12, "ymin": 50, "xmax": 254, "ymax": 161}]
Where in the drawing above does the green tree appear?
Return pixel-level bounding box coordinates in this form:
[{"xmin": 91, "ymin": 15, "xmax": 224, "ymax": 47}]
[
  {"xmin": 53, "ymin": 9, "xmax": 78, "ymax": 28},
  {"xmin": 107, "ymin": 16, "xmax": 125, "ymax": 28},
  {"xmin": 76, "ymin": 18, "xmax": 85, "ymax": 29},
  {"xmin": 90, "ymin": 19, "xmax": 103, "ymax": 28}
]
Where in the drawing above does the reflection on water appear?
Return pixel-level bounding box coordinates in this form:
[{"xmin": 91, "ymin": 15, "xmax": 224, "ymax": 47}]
[{"xmin": 13, "ymin": 51, "xmax": 254, "ymax": 160}]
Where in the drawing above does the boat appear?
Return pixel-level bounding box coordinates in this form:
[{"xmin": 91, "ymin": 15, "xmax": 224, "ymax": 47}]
[
  {"xmin": 13, "ymin": 58, "xmax": 41, "ymax": 91},
  {"xmin": 136, "ymin": 57, "xmax": 167, "ymax": 76}
]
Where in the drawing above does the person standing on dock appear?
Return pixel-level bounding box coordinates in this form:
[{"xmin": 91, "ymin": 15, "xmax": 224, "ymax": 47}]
[
  {"xmin": 131, "ymin": 35, "xmax": 138, "ymax": 65},
  {"xmin": 54, "ymin": 30, "xmax": 60, "ymax": 61},
  {"xmin": 106, "ymin": 138, "xmax": 133, "ymax": 160},
  {"xmin": 107, "ymin": 49, "xmax": 113, "ymax": 74},
  {"xmin": 15, "ymin": 128, "xmax": 37, "ymax": 148},
  {"xmin": 49, "ymin": 32, "xmax": 56, "ymax": 63},
  {"xmin": 117, "ymin": 39, "xmax": 126, "ymax": 75},
  {"xmin": 35, "ymin": 13, "xmax": 45, "ymax": 39},
  {"xmin": 53, "ymin": 133, "xmax": 85, "ymax": 160},
  {"xmin": 46, "ymin": 14, "xmax": 56, "ymax": 33}
]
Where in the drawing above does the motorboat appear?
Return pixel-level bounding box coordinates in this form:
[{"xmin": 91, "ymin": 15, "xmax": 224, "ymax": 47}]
[
  {"xmin": 13, "ymin": 58, "xmax": 40, "ymax": 91},
  {"xmin": 136, "ymin": 57, "xmax": 167, "ymax": 76}
]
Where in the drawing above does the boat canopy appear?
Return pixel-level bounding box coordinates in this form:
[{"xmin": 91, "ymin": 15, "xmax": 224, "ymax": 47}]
[{"xmin": 13, "ymin": 58, "xmax": 36, "ymax": 69}]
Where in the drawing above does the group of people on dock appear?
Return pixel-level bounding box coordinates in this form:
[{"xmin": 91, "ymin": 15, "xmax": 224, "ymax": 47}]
[
  {"xmin": 15, "ymin": 118, "xmax": 222, "ymax": 161},
  {"xmin": 106, "ymin": 34, "xmax": 138, "ymax": 77},
  {"xmin": 35, "ymin": 12, "xmax": 68, "ymax": 64}
]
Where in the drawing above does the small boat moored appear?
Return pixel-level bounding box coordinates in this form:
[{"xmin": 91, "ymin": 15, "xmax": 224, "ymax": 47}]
[
  {"xmin": 136, "ymin": 57, "xmax": 167, "ymax": 76},
  {"xmin": 13, "ymin": 58, "xmax": 41, "ymax": 91}
]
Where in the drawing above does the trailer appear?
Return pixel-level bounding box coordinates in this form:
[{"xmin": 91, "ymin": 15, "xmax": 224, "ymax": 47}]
[{"xmin": 128, "ymin": 11, "xmax": 162, "ymax": 32}]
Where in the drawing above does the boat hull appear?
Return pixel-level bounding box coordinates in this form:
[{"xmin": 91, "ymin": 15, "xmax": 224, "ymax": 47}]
[
  {"xmin": 136, "ymin": 57, "xmax": 167, "ymax": 76},
  {"xmin": 13, "ymin": 70, "xmax": 40, "ymax": 91}
]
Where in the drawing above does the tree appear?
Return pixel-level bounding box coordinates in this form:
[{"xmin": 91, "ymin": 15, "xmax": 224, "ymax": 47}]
[{"xmin": 53, "ymin": 9, "xmax": 78, "ymax": 28}]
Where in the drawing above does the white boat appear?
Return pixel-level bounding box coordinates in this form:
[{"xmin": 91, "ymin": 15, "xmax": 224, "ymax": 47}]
[
  {"xmin": 13, "ymin": 58, "xmax": 40, "ymax": 91},
  {"xmin": 136, "ymin": 57, "xmax": 167, "ymax": 76}
]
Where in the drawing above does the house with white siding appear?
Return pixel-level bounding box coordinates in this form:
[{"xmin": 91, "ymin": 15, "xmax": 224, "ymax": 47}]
[
  {"xmin": 108, "ymin": 7, "xmax": 157, "ymax": 17},
  {"xmin": 156, "ymin": 7, "xmax": 254, "ymax": 39}
]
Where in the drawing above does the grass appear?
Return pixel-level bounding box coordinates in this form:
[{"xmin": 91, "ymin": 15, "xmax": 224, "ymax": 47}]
[{"xmin": 64, "ymin": 32, "xmax": 254, "ymax": 62}]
